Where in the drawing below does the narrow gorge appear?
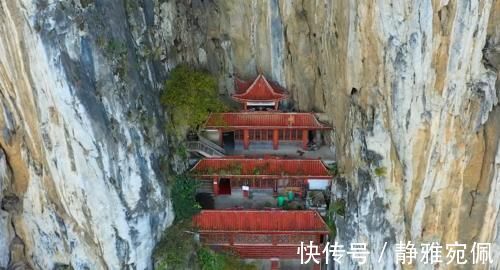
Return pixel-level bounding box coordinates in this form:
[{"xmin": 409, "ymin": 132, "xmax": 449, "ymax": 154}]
[{"xmin": 1, "ymin": 0, "xmax": 499, "ymax": 269}]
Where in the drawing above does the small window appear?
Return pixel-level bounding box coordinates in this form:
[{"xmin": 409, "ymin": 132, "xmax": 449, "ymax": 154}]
[
  {"xmin": 255, "ymin": 130, "xmax": 261, "ymax": 140},
  {"xmin": 249, "ymin": 130, "xmax": 255, "ymax": 140},
  {"xmin": 234, "ymin": 130, "xmax": 242, "ymax": 140}
]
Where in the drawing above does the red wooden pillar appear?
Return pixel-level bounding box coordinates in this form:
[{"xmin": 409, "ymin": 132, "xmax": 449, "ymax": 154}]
[
  {"xmin": 218, "ymin": 129, "xmax": 223, "ymax": 146},
  {"xmin": 213, "ymin": 176, "xmax": 219, "ymax": 196},
  {"xmin": 272, "ymin": 129, "xmax": 279, "ymax": 150},
  {"xmin": 302, "ymin": 129, "xmax": 309, "ymax": 150},
  {"xmin": 243, "ymin": 129, "xmax": 250, "ymax": 150},
  {"xmin": 229, "ymin": 233, "xmax": 234, "ymax": 246}
]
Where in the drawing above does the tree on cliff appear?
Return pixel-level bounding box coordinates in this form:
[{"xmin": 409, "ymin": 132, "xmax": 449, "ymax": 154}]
[{"xmin": 160, "ymin": 65, "xmax": 225, "ymax": 136}]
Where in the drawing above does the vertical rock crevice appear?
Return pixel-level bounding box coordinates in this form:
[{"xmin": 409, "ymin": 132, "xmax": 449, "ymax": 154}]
[{"xmin": 1, "ymin": 0, "xmax": 499, "ymax": 269}]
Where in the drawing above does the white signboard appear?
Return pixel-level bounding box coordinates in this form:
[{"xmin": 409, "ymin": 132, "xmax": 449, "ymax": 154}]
[{"xmin": 308, "ymin": 179, "xmax": 329, "ymax": 190}]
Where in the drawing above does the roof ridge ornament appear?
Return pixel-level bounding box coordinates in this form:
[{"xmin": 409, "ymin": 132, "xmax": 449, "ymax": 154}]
[{"xmin": 232, "ymin": 74, "xmax": 288, "ymax": 103}]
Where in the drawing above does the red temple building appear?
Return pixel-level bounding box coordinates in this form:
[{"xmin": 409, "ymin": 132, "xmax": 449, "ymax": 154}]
[
  {"xmin": 233, "ymin": 75, "xmax": 288, "ymax": 110},
  {"xmin": 190, "ymin": 74, "xmax": 334, "ymax": 269},
  {"xmin": 203, "ymin": 75, "xmax": 331, "ymax": 151},
  {"xmin": 193, "ymin": 210, "xmax": 328, "ymax": 268},
  {"xmin": 190, "ymin": 156, "xmax": 332, "ymax": 196},
  {"xmin": 205, "ymin": 112, "xmax": 329, "ymax": 150}
]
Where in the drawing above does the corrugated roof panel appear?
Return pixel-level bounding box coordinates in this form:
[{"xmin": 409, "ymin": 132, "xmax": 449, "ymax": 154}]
[
  {"xmin": 193, "ymin": 210, "xmax": 330, "ymax": 233},
  {"xmin": 190, "ymin": 157, "xmax": 332, "ymax": 178},
  {"xmin": 205, "ymin": 112, "xmax": 330, "ymax": 129}
]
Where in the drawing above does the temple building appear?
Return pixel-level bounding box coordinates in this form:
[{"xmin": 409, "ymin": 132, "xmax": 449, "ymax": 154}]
[
  {"xmin": 190, "ymin": 74, "xmax": 334, "ymax": 269},
  {"xmin": 193, "ymin": 210, "xmax": 329, "ymax": 269},
  {"xmin": 202, "ymin": 74, "xmax": 332, "ymax": 152},
  {"xmin": 205, "ymin": 112, "xmax": 330, "ymax": 150},
  {"xmin": 232, "ymin": 74, "xmax": 288, "ymax": 110},
  {"xmin": 190, "ymin": 156, "xmax": 332, "ymax": 196}
]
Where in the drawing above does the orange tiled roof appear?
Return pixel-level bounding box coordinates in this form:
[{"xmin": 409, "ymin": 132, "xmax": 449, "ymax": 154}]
[
  {"xmin": 232, "ymin": 75, "xmax": 287, "ymax": 102},
  {"xmin": 204, "ymin": 112, "xmax": 330, "ymax": 129},
  {"xmin": 193, "ymin": 210, "xmax": 329, "ymax": 233},
  {"xmin": 190, "ymin": 156, "xmax": 332, "ymax": 178}
]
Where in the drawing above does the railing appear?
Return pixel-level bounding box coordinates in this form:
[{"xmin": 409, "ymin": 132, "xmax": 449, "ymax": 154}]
[
  {"xmin": 199, "ymin": 136, "xmax": 225, "ymax": 153},
  {"xmin": 186, "ymin": 136, "xmax": 225, "ymax": 157}
]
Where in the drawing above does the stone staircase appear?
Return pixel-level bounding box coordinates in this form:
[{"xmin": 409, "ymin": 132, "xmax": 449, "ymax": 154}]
[
  {"xmin": 197, "ymin": 180, "xmax": 213, "ymax": 194},
  {"xmin": 186, "ymin": 136, "xmax": 225, "ymax": 157}
]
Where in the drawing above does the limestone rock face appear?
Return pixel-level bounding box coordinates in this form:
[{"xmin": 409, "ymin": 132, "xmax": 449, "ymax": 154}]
[
  {"xmin": 1, "ymin": 0, "xmax": 499, "ymax": 269},
  {"xmin": 159, "ymin": 0, "xmax": 500, "ymax": 269},
  {"xmin": 0, "ymin": 1, "xmax": 173, "ymax": 269}
]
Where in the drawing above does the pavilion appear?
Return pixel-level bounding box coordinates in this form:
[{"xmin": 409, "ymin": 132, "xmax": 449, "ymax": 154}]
[
  {"xmin": 193, "ymin": 210, "xmax": 329, "ymax": 261},
  {"xmin": 232, "ymin": 74, "xmax": 288, "ymax": 110},
  {"xmin": 190, "ymin": 156, "xmax": 332, "ymax": 196},
  {"xmin": 203, "ymin": 74, "xmax": 331, "ymax": 150}
]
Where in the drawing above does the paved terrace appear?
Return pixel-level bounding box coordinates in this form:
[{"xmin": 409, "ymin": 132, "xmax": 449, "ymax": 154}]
[
  {"xmin": 213, "ymin": 190, "xmax": 306, "ymax": 210},
  {"xmin": 225, "ymin": 141, "xmax": 336, "ymax": 162}
]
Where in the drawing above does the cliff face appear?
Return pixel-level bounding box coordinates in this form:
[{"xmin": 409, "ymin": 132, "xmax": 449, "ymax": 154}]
[
  {"xmin": 0, "ymin": 0, "xmax": 173, "ymax": 269},
  {"xmin": 160, "ymin": 0, "xmax": 500, "ymax": 269},
  {"xmin": 1, "ymin": 0, "xmax": 499, "ymax": 269}
]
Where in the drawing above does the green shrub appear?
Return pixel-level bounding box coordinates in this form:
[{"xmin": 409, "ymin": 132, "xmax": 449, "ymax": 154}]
[
  {"xmin": 325, "ymin": 199, "xmax": 346, "ymax": 238},
  {"xmin": 171, "ymin": 174, "xmax": 201, "ymax": 222},
  {"xmin": 198, "ymin": 247, "xmax": 256, "ymax": 270},
  {"xmin": 219, "ymin": 163, "xmax": 242, "ymax": 176},
  {"xmin": 124, "ymin": 0, "xmax": 139, "ymax": 12},
  {"xmin": 160, "ymin": 65, "xmax": 226, "ymax": 137},
  {"xmin": 374, "ymin": 166, "xmax": 387, "ymax": 176},
  {"xmin": 330, "ymin": 199, "xmax": 346, "ymax": 217},
  {"xmin": 153, "ymin": 221, "xmax": 197, "ymax": 270},
  {"xmin": 282, "ymin": 200, "xmax": 291, "ymax": 210},
  {"xmin": 154, "ymin": 174, "xmax": 201, "ymax": 269},
  {"xmin": 325, "ymin": 217, "xmax": 337, "ymax": 239},
  {"xmin": 328, "ymin": 163, "xmax": 338, "ymax": 175},
  {"xmin": 175, "ymin": 144, "xmax": 188, "ymax": 159},
  {"xmin": 106, "ymin": 39, "xmax": 127, "ymax": 57},
  {"xmin": 155, "ymin": 176, "xmax": 256, "ymax": 269}
]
